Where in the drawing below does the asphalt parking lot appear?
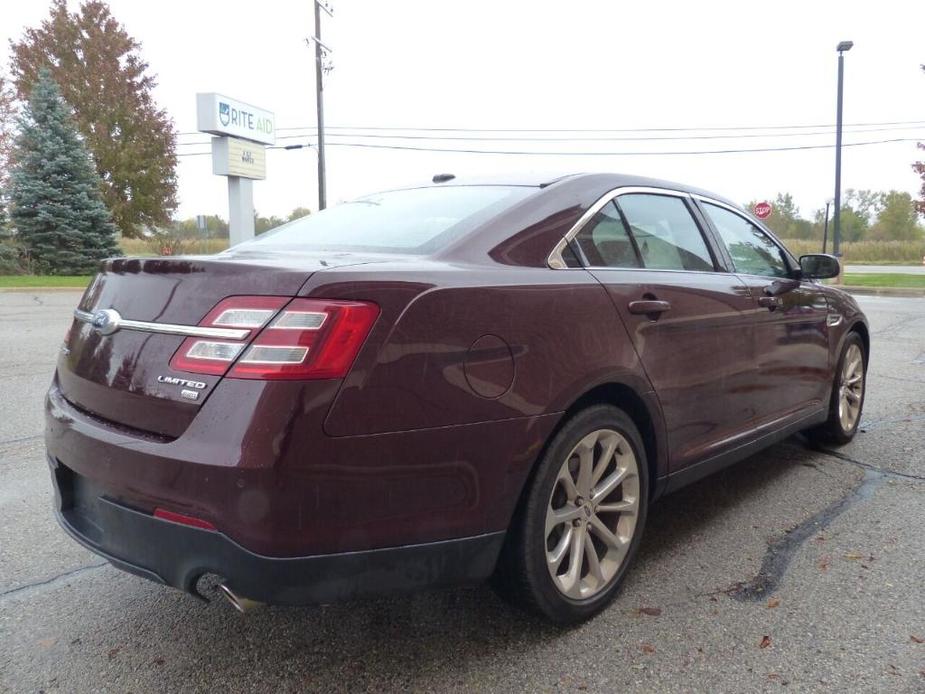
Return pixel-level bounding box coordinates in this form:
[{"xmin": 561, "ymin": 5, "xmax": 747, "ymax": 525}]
[{"xmin": 1, "ymin": 291, "xmax": 923, "ymax": 693}]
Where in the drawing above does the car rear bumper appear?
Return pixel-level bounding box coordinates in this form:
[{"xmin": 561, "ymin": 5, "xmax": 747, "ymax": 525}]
[
  {"xmin": 45, "ymin": 380, "xmax": 557, "ymax": 557},
  {"xmin": 50, "ymin": 457, "xmax": 505, "ymax": 605}
]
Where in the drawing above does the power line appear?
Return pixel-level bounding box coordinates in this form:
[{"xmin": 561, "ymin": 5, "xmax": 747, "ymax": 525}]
[
  {"xmin": 175, "ymin": 124, "xmax": 925, "ymax": 146},
  {"xmin": 174, "ymin": 136, "xmax": 921, "ymax": 158},
  {"xmin": 175, "ymin": 118, "xmax": 925, "ymax": 137}
]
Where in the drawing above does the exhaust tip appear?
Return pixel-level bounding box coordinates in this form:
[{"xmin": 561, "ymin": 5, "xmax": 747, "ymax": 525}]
[{"xmin": 218, "ymin": 583, "xmax": 264, "ymax": 613}]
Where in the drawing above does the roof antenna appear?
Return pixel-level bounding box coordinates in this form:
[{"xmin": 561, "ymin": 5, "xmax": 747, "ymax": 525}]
[{"xmin": 432, "ymin": 173, "xmax": 456, "ymax": 183}]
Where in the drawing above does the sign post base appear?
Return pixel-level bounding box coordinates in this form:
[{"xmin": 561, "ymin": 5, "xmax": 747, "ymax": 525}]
[{"xmin": 228, "ymin": 176, "xmax": 255, "ymax": 246}]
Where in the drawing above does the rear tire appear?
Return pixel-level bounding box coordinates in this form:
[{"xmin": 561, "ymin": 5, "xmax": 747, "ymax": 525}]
[
  {"xmin": 492, "ymin": 405, "xmax": 649, "ymax": 625},
  {"xmin": 808, "ymin": 332, "xmax": 866, "ymax": 446}
]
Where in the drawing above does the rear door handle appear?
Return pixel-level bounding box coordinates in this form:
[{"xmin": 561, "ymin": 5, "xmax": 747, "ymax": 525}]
[
  {"xmin": 758, "ymin": 295, "xmax": 782, "ymax": 311},
  {"xmin": 628, "ymin": 299, "xmax": 671, "ymax": 316}
]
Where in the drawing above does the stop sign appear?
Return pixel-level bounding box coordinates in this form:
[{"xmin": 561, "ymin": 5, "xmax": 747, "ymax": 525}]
[{"xmin": 753, "ymin": 201, "xmax": 772, "ymax": 219}]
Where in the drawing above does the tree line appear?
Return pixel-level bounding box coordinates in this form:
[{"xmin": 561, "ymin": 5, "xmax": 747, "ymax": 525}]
[
  {"xmin": 0, "ymin": 1, "xmax": 311, "ymax": 275},
  {"xmin": 172, "ymin": 208, "xmax": 312, "ymax": 239},
  {"xmin": 1, "ymin": 1, "xmax": 924, "ymax": 275},
  {"xmin": 747, "ymin": 190, "xmax": 924, "ymax": 243}
]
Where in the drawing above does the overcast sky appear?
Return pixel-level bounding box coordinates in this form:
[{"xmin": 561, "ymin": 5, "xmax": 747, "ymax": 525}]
[{"xmin": 2, "ymin": 0, "xmax": 924, "ymax": 220}]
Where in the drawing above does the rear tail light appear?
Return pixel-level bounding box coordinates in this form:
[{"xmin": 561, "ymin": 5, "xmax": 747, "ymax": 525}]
[
  {"xmin": 230, "ymin": 299, "xmax": 379, "ymax": 380},
  {"xmin": 169, "ymin": 296, "xmax": 379, "ymax": 380}
]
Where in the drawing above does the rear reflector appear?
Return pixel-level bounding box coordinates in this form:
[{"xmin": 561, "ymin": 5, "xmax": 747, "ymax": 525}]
[
  {"xmin": 169, "ymin": 296, "xmax": 379, "ymax": 380},
  {"xmin": 153, "ymin": 508, "xmax": 217, "ymax": 531}
]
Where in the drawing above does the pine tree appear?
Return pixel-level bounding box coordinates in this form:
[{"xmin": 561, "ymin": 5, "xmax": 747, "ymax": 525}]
[{"xmin": 9, "ymin": 70, "xmax": 120, "ymax": 274}]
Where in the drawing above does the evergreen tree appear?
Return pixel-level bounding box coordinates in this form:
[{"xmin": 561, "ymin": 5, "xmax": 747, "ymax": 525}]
[{"xmin": 9, "ymin": 70, "xmax": 120, "ymax": 274}]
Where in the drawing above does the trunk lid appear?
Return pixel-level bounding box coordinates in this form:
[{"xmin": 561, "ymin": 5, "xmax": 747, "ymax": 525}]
[{"xmin": 57, "ymin": 250, "xmax": 382, "ymax": 438}]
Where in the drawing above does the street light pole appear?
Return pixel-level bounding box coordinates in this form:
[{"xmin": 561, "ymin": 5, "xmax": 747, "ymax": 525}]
[
  {"xmin": 822, "ymin": 200, "xmax": 831, "ymax": 254},
  {"xmin": 833, "ymin": 40, "xmax": 853, "ymax": 272}
]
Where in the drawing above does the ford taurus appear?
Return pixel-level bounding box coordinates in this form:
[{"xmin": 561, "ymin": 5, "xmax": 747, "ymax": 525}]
[{"xmin": 45, "ymin": 172, "xmax": 868, "ymax": 624}]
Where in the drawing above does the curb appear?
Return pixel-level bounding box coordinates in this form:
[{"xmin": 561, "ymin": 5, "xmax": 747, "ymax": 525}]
[
  {"xmin": 0, "ymin": 287, "xmax": 87, "ymax": 293},
  {"xmin": 839, "ymin": 286, "xmax": 925, "ymax": 298}
]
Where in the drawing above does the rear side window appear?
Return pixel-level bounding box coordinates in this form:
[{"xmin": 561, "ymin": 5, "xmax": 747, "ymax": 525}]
[
  {"xmin": 574, "ymin": 201, "xmax": 641, "ymax": 268},
  {"xmin": 701, "ymin": 203, "xmax": 789, "ymax": 278},
  {"xmin": 245, "ymin": 185, "xmax": 534, "ymax": 254},
  {"xmin": 615, "ymin": 194, "xmax": 714, "ymax": 272}
]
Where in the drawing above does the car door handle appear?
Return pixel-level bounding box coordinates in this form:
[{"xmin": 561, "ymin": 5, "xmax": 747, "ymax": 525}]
[
  {"xmin": 758, "ymin": 295, "xmax": 782, "ymax": 311},
  {"xmin": 628, "ymin": 299, "xmax": 671, "ymax": 316}
]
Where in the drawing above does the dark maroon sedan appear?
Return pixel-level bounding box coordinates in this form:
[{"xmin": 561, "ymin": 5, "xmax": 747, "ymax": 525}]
[{"xmin": 46, "ymin": 173, "xmax": 868, "ymax": 624}]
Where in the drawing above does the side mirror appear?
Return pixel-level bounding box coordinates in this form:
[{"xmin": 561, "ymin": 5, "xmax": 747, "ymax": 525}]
[{"xmin": 799, "ymin": 254, "xmax": 840, "ymax": 280}]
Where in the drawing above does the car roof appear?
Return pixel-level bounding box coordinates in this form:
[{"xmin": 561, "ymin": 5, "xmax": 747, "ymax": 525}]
[{"xmin": 415, "ymin": 171, "xmax": 742, "ymax": 209}]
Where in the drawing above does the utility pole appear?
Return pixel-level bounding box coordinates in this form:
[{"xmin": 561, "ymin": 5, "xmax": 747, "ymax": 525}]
[
  {"xmin": 822, "ymin": 200, "xmax": 831, "ymax": 254},
  {"xmin": 310, "ymin": 2, "xmax": 333, "ymax": 210},
  {"xmin": 833, "ymin": 40, "xmax": 853, "ymax": 279}
]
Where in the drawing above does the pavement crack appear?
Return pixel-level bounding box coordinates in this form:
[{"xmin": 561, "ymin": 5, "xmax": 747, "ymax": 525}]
[
  {"xmin": 812, "ymin": 446, "xmax": 925, "ymax": 482},
  {"xmin": 0, "ymin": 562, "xmax": 107, "ymax": 602},
  {"xmin": 0, "ymin": 433, "xmax": 43, "ymax": 447},
  {"xmin": 724, "ymin": 467, "xmax": 883, "ymax": 602}
]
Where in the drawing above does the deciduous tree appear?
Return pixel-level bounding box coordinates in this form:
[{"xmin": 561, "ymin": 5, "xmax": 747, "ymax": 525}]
[
  {"xmin": 9, "ymin": 70, "xmax": 120, "ymax": 274},
  {"xmin": 287, "ymin": 206, "xmax": 312, "ymax": 222},
  {"xmin": 175, "ymin": 214, "xmax": 228, "ymax": 238},
  {"xmin": 915, "ymin": 65, "xmax": 925, "ymax": 215},
  {"xmin": 255, "ymin": 212, "xmax": 286, "ymax": 235},
  {"xmin": 0, "ymin": 72, "xmax": 17, "ymax": 233},
  {"xmin": 10, "ymin": 0, "xmax": 178, "ymax": 237},
  {"xmin": 869, "ymin": 191, "xmax": 923, "ymax": 241},
  {"xmin": 745, "ymin": 193, "xmax": 814, "ymax": 239}
]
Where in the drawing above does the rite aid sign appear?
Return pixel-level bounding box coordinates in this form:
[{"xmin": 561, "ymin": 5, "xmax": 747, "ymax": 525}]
[{"xmin": 196, "ymin": 93, "xmax": 275, "ymax": 145}]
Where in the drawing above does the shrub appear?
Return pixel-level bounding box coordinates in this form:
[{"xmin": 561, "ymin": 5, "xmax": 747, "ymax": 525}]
[
  {"xmin": 119, "ymin": 236, "xmax": 229, "ymax": 257},
  {"xmin": 0, "ymin": 239, "xmax": 30, "ymax": 275}
]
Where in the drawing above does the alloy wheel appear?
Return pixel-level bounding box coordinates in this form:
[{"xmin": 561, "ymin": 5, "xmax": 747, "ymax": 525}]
[
  {"xmin": 838, "ymin": 343, "xmax": 864, "ymax": 431},
  {"xmin": 545, "ymin": 428, "xmax": 640, "ymax": 600}
]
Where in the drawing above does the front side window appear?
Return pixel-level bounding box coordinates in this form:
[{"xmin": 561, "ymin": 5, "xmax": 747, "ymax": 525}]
[
  {"xmin": 615, "ymin": 194, "xmax": 714, "ymax": 272},
  {"xmin": 244, "ymin": 185, "xmax": 535, "ymax": 254},
  {"xmin": 574, "ymin": 201, "xmax": 641, "ymax": 268},
  {"xmin": 702, "ymin": 203, "xmax": 789, "ymax": 278}
]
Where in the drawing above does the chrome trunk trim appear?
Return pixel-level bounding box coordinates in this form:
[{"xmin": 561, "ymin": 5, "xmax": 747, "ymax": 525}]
[{"xmin": 73, "ymin": 309, "xmax": 250, "ymax": 340}]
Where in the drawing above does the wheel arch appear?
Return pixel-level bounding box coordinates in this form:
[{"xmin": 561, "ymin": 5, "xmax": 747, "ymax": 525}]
[
  {"xmin": 848, "ymin": 319, "xmax": 870, "ymax": 364},
  {"xmin": 563, "ymin": 383, "xmax": 663, "ymax": 498},
  {"xmin": 508, "ymin": 379, "xmax": 666, "ymax": 535}
]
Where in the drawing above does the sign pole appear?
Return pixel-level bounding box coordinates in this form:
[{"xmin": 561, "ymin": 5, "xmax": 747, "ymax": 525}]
[
  {"xmin": 227, "ymin": 176, "xmax": 255, "ymax": 246},
  {"xmin": 196, "ymin": 93, "xmax": 275, "ymax": 247}
]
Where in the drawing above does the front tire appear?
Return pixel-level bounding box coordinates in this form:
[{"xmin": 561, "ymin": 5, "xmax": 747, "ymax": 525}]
[
  {"xmin": 493, "ymin": 405, "xmax": 649, "ymax": 625},
  {"xmin": 809, "ymin": 331, "xmax": 867, "ymax": 445}
]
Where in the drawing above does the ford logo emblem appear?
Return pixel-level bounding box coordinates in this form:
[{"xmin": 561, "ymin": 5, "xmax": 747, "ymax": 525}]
[{"xmin": 91, "ymin": 308, "xmax": 121, "ymax": 336}]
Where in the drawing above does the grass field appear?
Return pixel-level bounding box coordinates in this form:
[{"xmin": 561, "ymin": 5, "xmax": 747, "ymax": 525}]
[
  {"xmin": 842, "ymin": 273, "xmax": 925, "ymax": 289},
  {"xmin": 119, "ymin": 238, "xmax": 229, "ymax": 256},
  {"xmin": 0, "ymin": 275, "xmax": 92, "ymax": 288},
  {"xmin": 782, "ymin": 239, "xmax": 925, "ymax": 264}
]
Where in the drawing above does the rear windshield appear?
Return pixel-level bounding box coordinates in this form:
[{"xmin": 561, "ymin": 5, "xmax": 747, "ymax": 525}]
[{"xmin": 244, "ymin": 185, "xmax": 535, "ymax": 254}]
